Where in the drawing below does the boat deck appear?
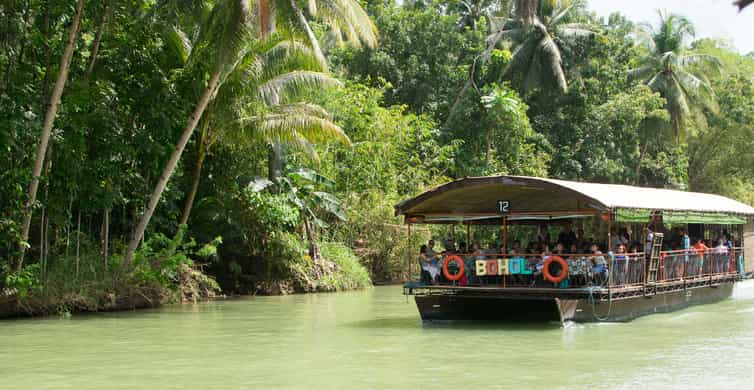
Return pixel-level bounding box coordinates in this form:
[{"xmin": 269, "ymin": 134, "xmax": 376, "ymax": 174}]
[{"xmin": 404, "ymin": 273, "xmax": 740, "ymax": 301}]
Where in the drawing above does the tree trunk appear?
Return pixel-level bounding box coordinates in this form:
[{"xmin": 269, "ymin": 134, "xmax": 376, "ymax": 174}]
[
  {"xmin": 179, "ymin": 126, "xmax": 208, "ymax": 225},
  {"xmin": 258, "ymin": 0, "xmax": 275, "ymax": 37},
  {"xmin": 103, "ymin": 208, "xmax": 109, "ymax": 271},
  {"xmin": 303, "ymin": 215, "xmax": 320, "ymax": 260},
  {"xmin": 485, "ymin": 127, "xmax": 492, "ymax": 167},
  {"xmin": 86, "ymin": 0, "xmax": 108, "ymax": 77},
  {"xmin": 17, "ymin": 0, "xmax": 86, "ymax": 271},
  {"xmin": 123, "ymin": 68, "xmax": 222, "ymax": 268},
  {"xmin": 76, "ymin": 208, "xmax": 81, "ymax": 277},
  {"xmin": 634, "ymin": 141, "xmax": 649, "ymax": 185},
  {"xmin": 290, "ymin": 0, "xmax": 328, "ymax": 71}
]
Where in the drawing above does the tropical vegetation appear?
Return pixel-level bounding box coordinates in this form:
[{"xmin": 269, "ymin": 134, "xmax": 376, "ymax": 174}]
[{"xmin": 1, "ymin": 0, "xmax": 752, "ymax": 316}]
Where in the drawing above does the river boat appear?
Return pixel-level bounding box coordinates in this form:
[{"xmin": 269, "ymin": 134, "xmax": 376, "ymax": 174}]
[{"xmin": 396, "ymin": 175, "xmax": 754, "ymax": 322}]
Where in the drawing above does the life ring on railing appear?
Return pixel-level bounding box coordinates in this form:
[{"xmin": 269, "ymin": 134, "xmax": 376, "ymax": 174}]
[
  {"xmin": 442, "ymin": 255, "xmax": 465, "ymax": 281},
  {"xmin": 543, "ymin": 256, "xmax": 568, "ymax": 283}
]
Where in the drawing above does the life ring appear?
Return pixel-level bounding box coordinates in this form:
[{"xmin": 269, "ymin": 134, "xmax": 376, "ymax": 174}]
[
  {"xmin": 442, "ymin": 255, "xmax": 465, "ymax": 281},
  {"xmin": 543, "ymin": 256, "xmax": 568, "ymax": 283}
]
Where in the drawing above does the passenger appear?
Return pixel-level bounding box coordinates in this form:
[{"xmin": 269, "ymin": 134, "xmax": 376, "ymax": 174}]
[
  {"xmin": 569, "ymin": 243, "xmax": 579, "ymax": 255},
  {"xmin": 590, "ymin": 244, "xmax": 607, "ymax": 285},
  {"xmin": 644, "ymin": 225, "xmax": 654, "ymax": 258},
  {"xmin": 554, "ymin": 242, "xmax": 565, "ymax": 255},
  {"xmin": 714, "ymin": 239, "xmax": 729, "ymax": 274},
  {"xmin": 509, "ymin": 240, "xmax": 521, "ymax": 255},
  {"xmin": 418, "ymin": 245, "xmax": 436, "ymax": 284},
  {"xmin": 426, "ymin": 239, "xmax": 437, "ymax": 260},
  {"xmin": 576, "ymin": 228, "xmax": 588, "ymax": 251},
  {"xmin": 488, "ymin": 242, "xmax": 499, "ymax": 256},
  {"xmin": 558, "ymin": 222, "xmax": 577, "ymax": 248},
  {"xmin": 458, "ymin": 241, "xmax": 468, "ymax": 254},
  {"xmin": 611, "ymin": 227, "xmax": 628, "ymax": 253},
  {"xmin": 693, "ymin": 238, "xmax": 708, "ymax": 277},
  {"xmin": 679, "ymin": 228, "xmax": 690, "ymax": 278},
  {"xmin": 472, "ymin": 243, "xmax": 485, "ymax": 260},
  {"xmin": 613, "ymin": 243, "xmax": 628, "ymax": 285}
]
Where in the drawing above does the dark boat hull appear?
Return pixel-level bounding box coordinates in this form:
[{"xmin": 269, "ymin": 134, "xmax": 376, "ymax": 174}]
[{"xmin": 415, "ymin": 283, "xmax": 734, "ymax": 323}]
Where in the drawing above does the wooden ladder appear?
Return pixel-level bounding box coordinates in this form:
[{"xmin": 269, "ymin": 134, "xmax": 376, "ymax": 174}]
[{"xmin": 644, "ymin": 233, "xmax": 664, "ymax": 296}]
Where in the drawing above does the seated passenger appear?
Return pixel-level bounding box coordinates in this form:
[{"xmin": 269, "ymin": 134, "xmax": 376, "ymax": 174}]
[
  {"xmin": 418, "ymin": 245, "xmax": 436, "ymax": 284},
  {"xmin": 590, "ymin": 244, "xmax": 607, "ymax": 285},
  {"xmin": 509, "ymin": 240, "xmax": 522, "ymax": 255}
]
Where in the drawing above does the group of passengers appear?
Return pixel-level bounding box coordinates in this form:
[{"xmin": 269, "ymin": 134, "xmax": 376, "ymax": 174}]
[
  {"xmin": 418, "ymin": 223, "xmax": 613, "ymax": 287},
  {"xmin": 661, "ymin": 227, "xmax": 736, "ymax": 278}
]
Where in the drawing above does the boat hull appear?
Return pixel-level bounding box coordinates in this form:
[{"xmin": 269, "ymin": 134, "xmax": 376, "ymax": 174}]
[{"xmin": 414, "ymin": 283, "xmax": 734, "ymax": 323}]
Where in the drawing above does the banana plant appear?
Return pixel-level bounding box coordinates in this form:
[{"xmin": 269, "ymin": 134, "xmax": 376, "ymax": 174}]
[{"xmin": 249, "ymin": 167, "xmax": 346, "ymax": 259}]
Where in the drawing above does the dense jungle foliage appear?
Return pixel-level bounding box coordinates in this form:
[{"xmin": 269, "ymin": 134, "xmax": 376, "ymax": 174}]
[{"xmin": 1, "ymin": 0, "xmax": 753, "ymax": 313}]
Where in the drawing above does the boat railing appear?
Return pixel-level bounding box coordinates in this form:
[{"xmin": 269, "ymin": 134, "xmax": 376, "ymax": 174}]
[
  {"xmin": 418, "ymin": 248, "xmax": 742, "ymax": 290},
  {"xmin": 658, "ymin": 247, "xmax": 741, "ymax": 282},
  {"xmin": 608, "ymin": 252, "xmax": 645, "ymax": 288},
  {"xmin": 423, "ymin": 252, "xmax": 636, "ymax": 289}
]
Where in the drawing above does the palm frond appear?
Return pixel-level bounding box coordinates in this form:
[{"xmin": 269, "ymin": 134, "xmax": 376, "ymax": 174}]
[
  {"xmin": 535, "ymin": 33, "xmax": 567, "ymax": 93},
  {"xmin": 628, "ymin": 65, "xmax": 657, "ymax": 80},
  {"xmin": 257, "ymin": 113, "xmax": 351, "ymax": 145},
  {"xmin": 317, "ymin": 0, "xmax": 378, "ymax": 49},
  {"xmin": 256, "ymin": 70, "xmax": 341, "ymax": 105},
  {"xmin": 192, "ymin": 0, "xmax": 255, "ymax": 71},
  {"xmin": 680, "ymin": 53, "xmax": 722, "ymax": 71},
  {"xmin": 163, "ymin": 26, "xmax": 192, "ymax": 65}
]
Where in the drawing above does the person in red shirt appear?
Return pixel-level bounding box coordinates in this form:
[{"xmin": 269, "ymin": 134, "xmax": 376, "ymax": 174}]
[{"xmin": 692, "ymin": 238, "xmax": 709, "ymax": 276}]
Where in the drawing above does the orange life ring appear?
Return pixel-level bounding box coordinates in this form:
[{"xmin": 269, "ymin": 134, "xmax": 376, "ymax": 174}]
[
  {"xmin": 442, "ymin": 255, "xmax": 465, "ymax": 281},
  {"xmin": 543, "ymin": 256, "xmax": 568, "ymax": 283}
]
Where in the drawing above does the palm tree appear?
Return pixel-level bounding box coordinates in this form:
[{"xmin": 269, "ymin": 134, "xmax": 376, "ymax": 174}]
[
  {"xmin": 274, "ymin": 0, "xmax": 378, "ymax": 69},
  {"xmin": 179, "ymin": 38, "xmax": 350, "ymax": 225},
  {"xmin": 630, "ymin": 11, "xmax": 720, "ymax": 136},
  {"xmin": 123, "ymin": 0, "xmax": 255, "ymax": 267},
  {"xmin": 18, "ymin": 0, "xmax": 86, "ymax": 270},
  {"xmin": 486, "ymin": 0, "xmax": 592, "ymax": 94}
]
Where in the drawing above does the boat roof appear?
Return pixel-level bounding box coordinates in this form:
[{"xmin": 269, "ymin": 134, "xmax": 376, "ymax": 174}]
[{"xmin": 395, "ymin": 175, "xmax": 754, "ymax": 222}]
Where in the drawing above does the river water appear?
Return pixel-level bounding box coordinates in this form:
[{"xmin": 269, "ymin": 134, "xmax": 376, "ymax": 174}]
[{"xmin": 3, "ymin": 282, "xmax": 754, "ymax": 389}]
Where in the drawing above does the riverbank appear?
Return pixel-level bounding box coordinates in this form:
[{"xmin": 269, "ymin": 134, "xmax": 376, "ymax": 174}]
[{"xmin": 1, "ymin": 241, "xmax": 372, "ymax": 319}]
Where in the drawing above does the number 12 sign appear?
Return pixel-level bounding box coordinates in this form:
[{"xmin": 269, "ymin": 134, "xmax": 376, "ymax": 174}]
[{"xmin": 497, "ymin": 200, "xmax": 510, "ymax": 214}]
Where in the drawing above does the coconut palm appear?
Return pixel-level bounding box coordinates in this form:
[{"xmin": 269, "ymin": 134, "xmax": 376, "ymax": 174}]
[
  {"xmin": 630, "ymin": 11, "xmax": 720, "ymax": 136},
  {"xmin": 486, "ymin": 0, "xmax": 592, "ymax": 94},
  {"xmin": 173, "ymin": 30, "xmax": 349, "ymax": 225},
  {"xmin": 123, "ymin": 0, "xmax": 256, "ymax": 267},
  {"xmin": 263, "ymin": 0, "xmax": 378, "ymax": 70}
]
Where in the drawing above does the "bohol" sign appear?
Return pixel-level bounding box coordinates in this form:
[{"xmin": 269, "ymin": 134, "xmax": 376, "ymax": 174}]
[{"xmin": 475, "ymin": 258, "xmax": 532, "ymax": 276}]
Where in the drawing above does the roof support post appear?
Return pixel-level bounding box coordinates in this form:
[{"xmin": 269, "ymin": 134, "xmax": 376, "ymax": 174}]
[
  {"xmin": 502, "ymin": 216, "xmax": 508, "ymax": 254},
  {"xmin": 407, "ymin": 222, "xmax": 412, "ymax": 282},
  {"xmin": 466, "ymin": 224, "xmax": 471, "ymax": 253}
]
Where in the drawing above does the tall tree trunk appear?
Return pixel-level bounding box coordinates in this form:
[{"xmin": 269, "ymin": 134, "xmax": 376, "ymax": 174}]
[
  {"xmin": 485, "ymin": 127, "xmax": 492, "ymax": 167},
  {"xmin": 634, "ymin": 141, "xmax": 649, "ymax": 185},
  {"xmin": 17, "ymin": 0, "xmax": 86, "ymax": 271},
  {"xmin": 303, "ymin": 215, "xmax": 320, "ymax": 260},
  {"xmin": 75, "ymin": 209, "xmax": 81, "ymax": 277},
  {"xmin": 179, "ymin": 121, "xmax": 210, "ymax": 225},
  {"xmin": 103, "ymin": 208, "xmax": 109, "ymax": 271},
  {"xmin": 86, "ymin": 0, "xmax": 108, "ymax": 77},
  {"xmin": 290, "ymin": 0, "xmax": 328, "ymax": 71},
  {"xmin": 123, "ymin": 68, "xmax": 222, "ymax": 267},
  {"xmin": 258, "ymin": 0, "xmax": 275, "ymax": 37}
]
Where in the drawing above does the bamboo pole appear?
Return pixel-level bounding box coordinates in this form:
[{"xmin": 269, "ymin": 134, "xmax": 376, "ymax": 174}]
[{"xmin": 407, "ymin": 222, "xmax": 412, "ymax": 282}]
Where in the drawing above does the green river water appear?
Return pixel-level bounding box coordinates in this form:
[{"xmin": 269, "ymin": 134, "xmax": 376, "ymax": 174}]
[{"xmin": 3, "ymin": 282, "xmax": 754, "ymax": 390}]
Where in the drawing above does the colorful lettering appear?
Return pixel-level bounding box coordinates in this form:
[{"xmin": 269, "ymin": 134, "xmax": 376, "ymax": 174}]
[{"xmin": 475, "ymin": 260, "xmax": 487, "ymax": 276}]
